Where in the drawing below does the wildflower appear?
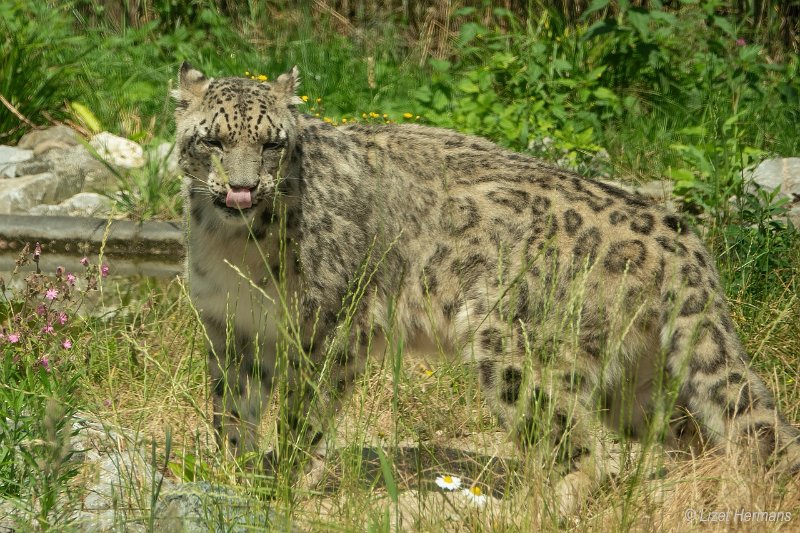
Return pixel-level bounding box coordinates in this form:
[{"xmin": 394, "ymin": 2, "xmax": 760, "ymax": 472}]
[
  {"xmin": 56, "ymin": 266, "xmax": 64, "ymax": 276},
  {"xmin": 301, "ymin": 95, "xmax": 309, "ymax": 102},
  {"xmin": 36, "ymin": 304, "xmax": 47, "ymax": 316},
  {"xmin": 415, "ymin": 115, "xmax": 421, "ymax": 120},
  {"xmin": 736, "ymin": 37, "xmax": 746, "ymax": 46},
  {"xmin": 101, "ymin": 264, "xmax": 110, "ymax": 277},
  {"xmin": 315, "ymin": 113, "xmax": 320, "ymax": 117},
  {"xmin": 7, "ymin": 333, "xmax": 19, "ymax": 343},
  {"xmin": 244, "ymin": 71, "xmax": 250, "ymax": 76},
  {"xmin": 34, "ymin": 242, "xmax": 41, "ymax": 261},
  {"xmin": 257, "ymin": 74, "xmax": 268, "ymax": 81},
  {"xmin": 62, "ymin": 339, "xmax": 72, "ymax": 350},
  {"xmin": 39, "ymin": 357, "xmax": 50, "ymax": 372},
  {"xmin": 435, "ymin": 475, "xmax": 462, "ymax": 491},
  {"xmin": 324, "ymin": 117, "xmax": 332, "ymax": 123},
  {"xmin": 57, "ymin": 312, "xmax": 68, "ymax": 325},
  {"xmin": 462, "ymin": 485, "xmax": 488, "ymax": 507},
  {"xmin": 45, "ymin": 288, "xmax": 58, "ymax": 300},
  {"xmin": 362, "ymin": 112, "xmax": 367, "ymax": 118},
  {"xmin": 316, "ymin": 97, "xmax": 322, "ymax": 103},
  {"xmin": 370, "ymin": 112, "xmax": 379, "ymax": 118},
  {"xmin": 80, "ymin": 257, "xmax": 89, "ymax": 266},
  {"xmin": 66, "ymin": 273, "xmax": 76, "ymax": 286},
  {"xmin": 403, "ymin": 112, "xmax": 413, "ymax": 119},
  {"xmin": 342, "ymin": 118, "xmax": 348, "ymax": 123},
  {"xmin": 42, "ymin": 323, "xmax": 54, "ymax": 335},
  {"xmin": 382, "ymin": 114, "xmax": 388, "ymax": 119}
]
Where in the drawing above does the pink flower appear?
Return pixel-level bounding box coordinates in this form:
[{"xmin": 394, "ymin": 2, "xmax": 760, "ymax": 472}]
[
  {"xmin": 100, "ymin": 264, "xmax": 110, "ymax": 277},
  {"xmin": 66, "ymin": 273, "xmax": 76, "ymax": 286},
  {"xmin": 45, "ymin": 288, "xmax": 58, "ymax": 300},
  {"xmin": 36, "ymin": 304, "xmax": 47, "ymax": 316},
  {"xmin": 39, "ymin": 357, "xmax": 50, "ymax": 372},
  {"xmin": 736, "ymin": 37, "xmax": 746, "ymax": 46},
  {"xmin": 33, "ymin": 242, "xmax": 42, "ymax": 260},
  {"xmin": 57, "ymin": 312, "xmax": 68, "ymax": 325},
  {"xmin": 80, "ymin": 257, "xmax": 89, "ymax": 266},
  {"xmin": 7, "ymin": 333, "xmax": 19, "ymax": 343},
  {"xmin": 41, "ymin": 323, "xmax": 54, "ymax": 335},
  {"xmin": 62, "ymin": 339, "xmax": 72, "ymax": 349}
]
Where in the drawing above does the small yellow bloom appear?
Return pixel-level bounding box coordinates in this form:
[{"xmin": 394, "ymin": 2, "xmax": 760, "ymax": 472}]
[
  {"xmin": 415, "ymin": 115, "xmax": 421, "ymax": 120},
  {"xmin": 342, "ymin": 118, "xmax": 348, "ymax": 123},
  {"xmin": 362, "ymin": 112, "xmax": 367, "ymax": 119},
  {"xmin": 324, "ymin": 117, "xmax": 332, "ymax": 123},
  {"xmin": 244, "ymin": 71, "xmax": 250, "ymax": 76},
  {"xmin": 370, "ymin": 112, "xmax": 379, "ymax": 118},
  {"xmin": 257, "ymin": 74, "xmax": 268, "ymax": 81},
  {"xmin": 403, "ymin": 112, "xmax": 413, "ymax": 119},
  {"xmin": 301, "ymin": 95, "xmax": 309, "ymax": 102},
  {"xmin": 316, "ymin": 97, "xmax": 322, "ymax": 103},
  {"xmin": 315, "ymin": 113, "xmax": 320, "ymax": 117},
  {"xmin": 383, "ymin": 113, "xmax": 388, "ymax": 118},
  {"xmin": 424, "ymin": 370, "xmax": 433, "ymax": 377}
]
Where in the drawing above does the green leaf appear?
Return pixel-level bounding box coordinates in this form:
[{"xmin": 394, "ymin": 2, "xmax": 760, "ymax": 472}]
[
  {"xmin": 377, "ymin": 447, "xmax": 398, "ymax": 503},
  {"xmin": 457, "ymin": 79, "xmax": 480, "ymax": 94},
  {"xmin": 429, "ymin": 58, "xmax": 451, "ymax": 73},
  {"xmin": 69, "ymin": 102, "xmax": 102, "ymax": 133},
  {"xmin": 582, "ymin": 19, "xmax": 618, "ymax": 41},
  {"xmin": 627, "ymin": 9, "xmax": 651, "ymax": 40},
  {"xmin": 580, "ymin": 0, "xmax": 610, "ymax": 20},
  {"xmin": 713, "ymin": 16, "xmax": 734, "ymax": 37},
  {"xmin": 593, "ymin": 87, "xmax": 619, "ymax": 102}
]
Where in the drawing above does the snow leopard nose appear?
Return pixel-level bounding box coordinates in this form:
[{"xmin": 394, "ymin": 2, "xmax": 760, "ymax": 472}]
[{"xmin": 225, "ymin": 146, "xmax": 260, "ymax": 189}]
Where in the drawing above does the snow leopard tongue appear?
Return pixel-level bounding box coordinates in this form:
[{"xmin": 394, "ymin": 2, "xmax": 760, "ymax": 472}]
[{"xmin": 226, "ymin": 187, "xmax": 252, "ymax": 209}]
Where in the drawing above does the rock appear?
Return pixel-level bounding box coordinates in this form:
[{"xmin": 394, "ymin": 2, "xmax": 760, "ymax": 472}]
[
  {"xmin": 0, "ymin": 173, "xmax": 64, "ymax": 213},
  {"xmin": 749, "ymin": 158, "xmax": 800, "ymax": 200},
  {"xmin": 90, "ymin": 132, "xmax": 145, "ymax": 169},
  {"xmin": 0, "ymin": 145, "xmax": 34, "ymax": 178},
  {"xmin": 17, "ymin": 125, "xmax": 80, "ymax": 151},
  {"xmin": 33, "ymin": 139, "xmax": 75, "ymax": 156},
  {"xmin": 14, "ymin": 144, "xmax": 116, "ymax": 193},
  {"xmin": 153, "ymin": 482, "xmax": 291, "ymax": 533},
  {"xmin": 29, "ymin": 192, "xmax": 113, "ymax": 217}
]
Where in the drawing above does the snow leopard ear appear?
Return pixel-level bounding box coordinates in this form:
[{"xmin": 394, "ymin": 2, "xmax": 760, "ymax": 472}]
[
  {"xmin": 176, "ymin": 61, "xmax": 210, "ymax": 99},
  {"xmin": 274, "ymin": 66, "xmax": 304, "ymax": 106}
]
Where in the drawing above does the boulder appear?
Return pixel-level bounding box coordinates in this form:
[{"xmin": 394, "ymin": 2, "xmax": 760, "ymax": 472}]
[
  {"xmin": 17, "ymin": 125, "xmax": 81, "ymax": 151},
  {"xmin": 0, "ymin": 173, "xmax": 69, "ymax": 213},
  {"xmin": 29, "ymin": 192, "xmax": 114, "ymax": 218},
  {"xmin": 749, "ymin": 158, "xmax": 800, "ymax": 200},
  {"xmin": 0, "ymin": 145, "xmax": 34, "ymax": 178},
  {"xmin": 90, "ymin": 132, "xmax": 145, "ymax": 169},
  {"xmin": 151, "ymin": 142, "xmax": 180, "ymax": 175}
]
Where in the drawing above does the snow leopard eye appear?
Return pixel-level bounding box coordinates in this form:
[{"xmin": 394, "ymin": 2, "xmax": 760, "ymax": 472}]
[
  {"xmin": 262, "ymin": 141, "xmax": 283, "ymax": 152},
  {"xmin": 200, "ymin": 137, "xmax": 223, "ymax": 150}
]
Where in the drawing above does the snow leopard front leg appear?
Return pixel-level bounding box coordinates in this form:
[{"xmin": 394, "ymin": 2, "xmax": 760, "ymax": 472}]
[{"xmin": 204, "ymin": 314, "xmax": 275, "ymax": 459}]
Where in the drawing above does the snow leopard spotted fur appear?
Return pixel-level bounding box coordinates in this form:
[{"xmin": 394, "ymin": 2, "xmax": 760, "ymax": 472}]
[{"xmin": 174, "ymin": 62, "xmax": 800, "ymax": 512}]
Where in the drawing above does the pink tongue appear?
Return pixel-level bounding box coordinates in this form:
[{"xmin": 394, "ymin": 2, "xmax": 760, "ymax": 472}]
[{"xmin": 226, "ymin": 188, "xmax": 252, "ymax": 209}]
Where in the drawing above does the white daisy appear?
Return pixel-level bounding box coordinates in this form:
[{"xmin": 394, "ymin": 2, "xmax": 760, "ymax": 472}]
[
  {"xmin": 461, "ymin": 485, "xmax": 488, "ymax": 507},
  {"xmin": 435, "ymin": 474, "xmax": 462, "ymax": 491}
]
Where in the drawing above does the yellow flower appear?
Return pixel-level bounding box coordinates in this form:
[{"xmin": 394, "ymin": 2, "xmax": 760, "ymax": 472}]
[
  {"xmin": 415, "ymin": 115, "xmax": 421, "ymax": 120},
  {"xmin": 316, "ymin": 97, "xmax": 322, "ymax": 103},
  {"xmin": 342, "ymin": 118, "xmax": 348, "ymax": 123},
  {"xmin": 257, "ymin": 74, "xmax": 268, "ymax": 81},
  {"xmin": 301, "ymin": 95, "xmax": 309, "ymax": 102},
  {"xmin": 370, "ymin": 112, "xmax": 379, "ymax": 118},
  {"xmin": 403, "ymin": 112, "xmax": 413, "ymax": 119},
  {"xmin": 362, "ymin": 112, "xmax": 368, "ymax": 119},
  {"xmin": 324, "ymin": 117, "xmax": 332, "ymax": 123},
  {"xmin": 244, "ymin": 71, "xmax": 250, "ymax": 76},
  {"xmin": 383, "ymin": 113, "xmax": 388, "ymax": 118},
  {"xmin": 315, "ymin": 113, "xmax": 320, "ymax": 117}
]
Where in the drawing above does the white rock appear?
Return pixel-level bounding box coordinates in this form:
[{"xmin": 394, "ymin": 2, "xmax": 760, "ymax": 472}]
[
  {"xmin": 17, "ymin": 125, "xmax": 80, "ymax": 150},
  {"xmin": 29, "ymin": 192, "xmax": 113, "ymax": 217},
  {"xmin": 90, "ymin": 132, "xmax": 145, "ymax": 169},
  {"xmin": 0, "ymin": 145, "xmax": 34, "ymax": 178},
  {"xmin": 749, "ymin": 158, "xmax": 800, "ymax": 200}
]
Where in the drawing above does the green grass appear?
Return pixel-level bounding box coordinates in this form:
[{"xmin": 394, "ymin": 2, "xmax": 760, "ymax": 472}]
[{"xmin": 1, "ymin": 1, "xmax": 800, "ymax": 531}]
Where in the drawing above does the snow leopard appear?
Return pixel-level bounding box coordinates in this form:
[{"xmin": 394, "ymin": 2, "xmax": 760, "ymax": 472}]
[{"xmin": 173, "ymin": 62, "xmax": 800, "ymax": 512}]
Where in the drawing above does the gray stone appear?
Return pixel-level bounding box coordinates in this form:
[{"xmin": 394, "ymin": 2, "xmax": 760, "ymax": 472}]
[
  {"xmin": 153, "ymin": 482, "xmax": 291, "ymax": 533},
  {"xmin": 90, "ymin": 132, "xmax": 145, "ymax": 169},
  {"xmin": 33, "ymin": 140, "xmax": 75, "ymax": 156},
  {"xmin": 17, "ymin": 125, "xmax": 80, "ymax": 151},
  {"xmin": 29, "ymin": 192, "xmax": 113, "ymax": 218},
  {"xmin": 0, "ymin": 146, "xmax": 33, "ymax": 179},
  {"xmin": 0, "ymin": 173, "xmax": 59, "ymax": 213},
  {"xmin": 14, "ymin": 144, "xmax": 116, "ymax": 192},
  {"xmin": 749, "ymin": 157, "xmax": 800, "ymax": 200}
]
